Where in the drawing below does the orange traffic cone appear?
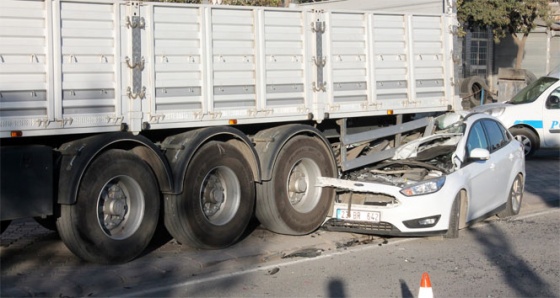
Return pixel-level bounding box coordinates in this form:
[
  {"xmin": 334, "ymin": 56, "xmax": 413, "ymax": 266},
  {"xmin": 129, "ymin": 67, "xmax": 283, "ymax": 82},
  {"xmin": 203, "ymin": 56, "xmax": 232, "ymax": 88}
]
[{"xmin": 418, "ymin": 272, "xmax": 434, "ymax": 298}]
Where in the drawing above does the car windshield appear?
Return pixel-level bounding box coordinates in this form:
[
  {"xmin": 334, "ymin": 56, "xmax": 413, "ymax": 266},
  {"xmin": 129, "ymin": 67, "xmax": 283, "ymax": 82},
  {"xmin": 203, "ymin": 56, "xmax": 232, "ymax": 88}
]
[
  {"xmin": 509, "ymin": 77, "xmax": 558, "ymax": 104},
  {"xmin": 434, "ymin": 113, "xmax": 466, "ymax": 134}
]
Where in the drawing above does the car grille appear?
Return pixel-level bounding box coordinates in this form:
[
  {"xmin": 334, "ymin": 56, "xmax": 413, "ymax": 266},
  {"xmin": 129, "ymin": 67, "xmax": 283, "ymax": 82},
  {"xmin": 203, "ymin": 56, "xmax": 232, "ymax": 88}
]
[{"xmin": 322, "ymin": 218, "xmax": 400, "ymax": 234}]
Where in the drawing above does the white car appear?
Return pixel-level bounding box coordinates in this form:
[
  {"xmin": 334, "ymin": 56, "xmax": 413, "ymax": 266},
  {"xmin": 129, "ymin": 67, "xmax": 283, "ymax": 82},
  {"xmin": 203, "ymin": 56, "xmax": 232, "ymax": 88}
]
[
  {"xmin": 474, "ymin": 66, "xmax": 560, "ymax": 156},
  {"xmin": 320, "ymin": 112, "xmax": 526, "ymax": 237}
]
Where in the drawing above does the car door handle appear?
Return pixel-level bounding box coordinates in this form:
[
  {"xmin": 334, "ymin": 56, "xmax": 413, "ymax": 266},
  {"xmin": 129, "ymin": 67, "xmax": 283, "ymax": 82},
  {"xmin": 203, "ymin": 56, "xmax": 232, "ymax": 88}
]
[{"xmin": 509, "ymin": 153, "xmax": 515, "ymax": 160}]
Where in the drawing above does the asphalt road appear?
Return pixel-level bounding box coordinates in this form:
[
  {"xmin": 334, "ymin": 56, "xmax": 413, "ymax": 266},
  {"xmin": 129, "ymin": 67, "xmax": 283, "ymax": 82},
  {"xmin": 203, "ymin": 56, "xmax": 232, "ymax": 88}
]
[
  {"xmin": 1, "ymin": 150, "xmax": 558, "ymax": 297},
  {"xmin": 111, "ymin": 209, "xmax": 560, "ymax": 297}
]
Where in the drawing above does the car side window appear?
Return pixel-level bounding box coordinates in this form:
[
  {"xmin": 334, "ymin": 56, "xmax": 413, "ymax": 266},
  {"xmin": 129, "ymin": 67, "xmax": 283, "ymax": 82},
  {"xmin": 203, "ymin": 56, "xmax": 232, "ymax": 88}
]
[
  {"xmin": 496, "ymin": 120, "xmax": 512, "ymax": 142},
  {"xmin": 482, "ymin": 119, "xmax": 509, "ymax": 152},
  {"xmin": 466, "ymin": 121, "xmax": 488, "ymax": 155},
  {"xmin": 546, "ymin": 87, "xmax": 560, "ymax": 109}
]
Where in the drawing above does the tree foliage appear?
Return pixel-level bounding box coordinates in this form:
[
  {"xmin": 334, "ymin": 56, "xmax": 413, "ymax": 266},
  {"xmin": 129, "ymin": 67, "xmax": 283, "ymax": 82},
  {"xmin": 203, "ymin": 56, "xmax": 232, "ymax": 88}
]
[{"xmin": 457, "ymin": 0, "xmax": 551, "ymax": 68}]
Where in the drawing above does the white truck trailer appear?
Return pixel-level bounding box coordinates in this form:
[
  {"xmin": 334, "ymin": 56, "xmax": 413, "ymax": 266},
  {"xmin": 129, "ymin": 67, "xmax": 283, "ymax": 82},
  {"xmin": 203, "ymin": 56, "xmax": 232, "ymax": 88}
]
[{"xmin": 0, "ymin": 0, "xmax": 460, "ymax": 263}]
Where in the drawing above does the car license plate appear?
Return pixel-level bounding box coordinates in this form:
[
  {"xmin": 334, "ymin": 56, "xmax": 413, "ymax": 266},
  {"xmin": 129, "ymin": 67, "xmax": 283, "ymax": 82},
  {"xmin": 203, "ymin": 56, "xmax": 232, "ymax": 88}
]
[{"xmin": 336, "ymin": 209, "xmax": 380, "ymax": 223}]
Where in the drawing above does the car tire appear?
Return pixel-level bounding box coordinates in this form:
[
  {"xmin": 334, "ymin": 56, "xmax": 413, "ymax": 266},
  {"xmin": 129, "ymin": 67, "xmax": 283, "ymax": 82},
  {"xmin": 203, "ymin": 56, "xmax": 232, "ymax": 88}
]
[
  {"xmin": 461, "ymin": 76, "xmax": 492, "ymax": 109},
  {"xmin": 497, "ymin": 174, "xmax": 524, "ymax": 218},
  {"xmin": 510, "ymin": 127, "xmax": 539, "ymax": 157},
  {"xmin": 444, "ymin": 193, "xmax": 461, "ymax": 239}
]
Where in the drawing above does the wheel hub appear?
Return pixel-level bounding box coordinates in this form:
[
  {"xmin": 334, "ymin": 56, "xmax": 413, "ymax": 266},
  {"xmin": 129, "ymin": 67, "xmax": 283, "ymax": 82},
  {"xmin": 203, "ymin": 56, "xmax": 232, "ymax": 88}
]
[
  {"xmin": 103, "ymin": 184, "xmax": 128, "ymax": 230},
  {"xmin": 288, "ymin": 170, "xmax": 307, "ymax": 205},
  {"xmin": 203, "ymin": 175, "xmax": 225, "ymax": 218}
]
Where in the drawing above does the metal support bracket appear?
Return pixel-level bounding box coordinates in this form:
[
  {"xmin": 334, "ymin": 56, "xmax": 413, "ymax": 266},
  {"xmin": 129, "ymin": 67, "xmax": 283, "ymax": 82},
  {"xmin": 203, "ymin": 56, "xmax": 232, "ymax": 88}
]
[
  {"xmin": 313, "ymin": 81, "xmax": 327, "ymax": 92},
  {"xmin": 126, "ymin": 16, "xmax": 145, "ymax": 29},
  {"xmin": 313, "ymin": 20, "xmax": 326, "ymax": 93},
  {"xmin": 127, "ymin": 86, "xmax": 146, "ymax": 99},
  {"xmin": 311, "ymin": 21, "xmax": 325, "ymax": 33},
  {"xmin": 125, "ymin": 56, "xmax": 145, "ymax": 70}
]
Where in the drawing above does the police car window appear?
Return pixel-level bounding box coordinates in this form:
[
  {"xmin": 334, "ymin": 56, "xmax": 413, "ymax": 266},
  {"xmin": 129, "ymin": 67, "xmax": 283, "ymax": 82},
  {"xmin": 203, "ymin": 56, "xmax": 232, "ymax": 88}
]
[
  {"xmin": 546, "ymin": 87, "xmax": 560, "ymax": 109},
  {"xmin": 482, "ymin": 119, "xmax": 508, "ymax": 152},
  {"xmin": 466, "ymin": 121, "xmax": 488, "ymax": 154}
]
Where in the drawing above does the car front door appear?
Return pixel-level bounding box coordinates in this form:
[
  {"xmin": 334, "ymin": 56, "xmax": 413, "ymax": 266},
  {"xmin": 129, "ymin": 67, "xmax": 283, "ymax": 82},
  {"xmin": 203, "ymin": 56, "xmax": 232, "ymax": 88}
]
[
  {"xmin": 543, "ymin": 86, "xmax": 560, "ymax": 148},
  {"xmin": 463, "ymin": 120, "xmax": 496, "ymax": 220},
  {"xmin": 480, "ymin": 119, "xmax": 515, "ymax": 211}
]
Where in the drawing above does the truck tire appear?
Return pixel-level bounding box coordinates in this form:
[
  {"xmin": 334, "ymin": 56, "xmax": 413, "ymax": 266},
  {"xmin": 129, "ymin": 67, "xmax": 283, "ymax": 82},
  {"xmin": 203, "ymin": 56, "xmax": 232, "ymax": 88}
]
[
  {"xmin": 165, "ymin": 141, "xmax": 255, "ymax": 249},
  {"xmin": 444, "ymin": 193, "xmax": 461, "ymax": 239},
  {"xmin": 256, "ymin": 135, "xmax": 336, "ymax": 235},
  {"xmin": 510, "ymin": 127, "xmax": 539, "ymax": 157},
  {"xmin": 497, "ymin": 174, "xmax": 523, "ymax": 218},
  {"xmin": 57, "ymin": 149, "xmax": 160, "ymax": 264}
]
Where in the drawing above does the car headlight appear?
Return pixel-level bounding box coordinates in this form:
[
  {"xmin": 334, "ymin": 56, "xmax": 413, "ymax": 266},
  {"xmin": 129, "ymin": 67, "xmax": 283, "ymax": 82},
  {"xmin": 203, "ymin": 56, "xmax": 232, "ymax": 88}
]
[
  {"xmin": 400, "ymin": 176, "xmax": 446, "ymax": 196},
  {"xmin": 489, "ymin": 107, "xmax": 505, "ymax": 117}
]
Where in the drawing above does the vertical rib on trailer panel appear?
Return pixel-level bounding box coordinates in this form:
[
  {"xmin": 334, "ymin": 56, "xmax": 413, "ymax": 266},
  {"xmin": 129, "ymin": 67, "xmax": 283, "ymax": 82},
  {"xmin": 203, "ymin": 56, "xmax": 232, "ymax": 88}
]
[
  {"xmin": 201, "ymin": 6, "xmax": 212, "ymax": 120},
  {"xmin": 53, "ymin": 0, "xmax": 62, "ymax": 125},
  {"xmin": 46, "ymin": 0, "xmax": 55, "ymax": 123},
  {"xmin": 405, "ymin": 15, "xmax": 416, "ymax": 107},
  {"xmin": 255, "ymin": 9, "xmax": 266, "ymax": 113},
  {"xmin": 442, "ymin": 14, "xmax": 457, "ymax": 110},
  {"xmin": 366, "ymin": 13, "xmax": 378, "ymax": 110}
]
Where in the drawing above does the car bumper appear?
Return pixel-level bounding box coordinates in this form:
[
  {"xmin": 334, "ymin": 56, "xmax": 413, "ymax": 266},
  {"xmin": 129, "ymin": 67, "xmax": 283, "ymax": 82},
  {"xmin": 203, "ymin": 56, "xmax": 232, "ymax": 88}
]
[{"xmin": 318, "ymin": 177, "xmax": 456, "ymax": 236}]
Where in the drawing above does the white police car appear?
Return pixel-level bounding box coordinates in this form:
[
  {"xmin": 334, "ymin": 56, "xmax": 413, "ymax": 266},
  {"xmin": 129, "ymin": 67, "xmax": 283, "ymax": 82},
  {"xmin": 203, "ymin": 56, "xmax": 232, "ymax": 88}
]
[{"xmin": 475, "ymin": 65, "xmax": 560, "ymax": 156}]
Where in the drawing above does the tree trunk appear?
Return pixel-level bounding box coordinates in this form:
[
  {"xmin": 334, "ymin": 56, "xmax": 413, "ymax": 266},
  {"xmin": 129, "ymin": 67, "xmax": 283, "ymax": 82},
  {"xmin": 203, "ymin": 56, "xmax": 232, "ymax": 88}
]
[{"xmin": 512, "ymin": 32, "xmax": 529, "ymax": 69}]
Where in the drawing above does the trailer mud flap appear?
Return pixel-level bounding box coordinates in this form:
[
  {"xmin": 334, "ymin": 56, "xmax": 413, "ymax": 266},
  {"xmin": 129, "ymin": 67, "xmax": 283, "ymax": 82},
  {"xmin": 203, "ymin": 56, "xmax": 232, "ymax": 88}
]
[{"xmin": 0, "ymin": 146, "xmax": 53, "ymax": 221}]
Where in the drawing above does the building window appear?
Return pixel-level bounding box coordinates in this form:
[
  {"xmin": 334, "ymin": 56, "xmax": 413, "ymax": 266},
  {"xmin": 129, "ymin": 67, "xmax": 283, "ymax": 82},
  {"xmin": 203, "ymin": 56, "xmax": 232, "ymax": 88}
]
[{"xmin": 463, "ymin": 27, "xmax": 493, "ymax": 78}]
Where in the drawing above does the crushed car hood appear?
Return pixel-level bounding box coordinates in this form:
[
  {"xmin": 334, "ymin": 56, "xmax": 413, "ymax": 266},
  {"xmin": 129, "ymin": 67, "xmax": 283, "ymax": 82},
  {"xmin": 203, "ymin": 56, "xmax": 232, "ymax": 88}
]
[{"xmin": 393, "ymin": 133, "xmax": 462, "ymax": 160}]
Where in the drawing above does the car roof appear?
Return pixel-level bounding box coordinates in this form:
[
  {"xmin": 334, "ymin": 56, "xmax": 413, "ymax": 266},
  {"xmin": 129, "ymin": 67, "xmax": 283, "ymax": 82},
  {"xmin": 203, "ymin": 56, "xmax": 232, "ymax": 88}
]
[{"xmin": 462, "ymin": 111, "xmax": 504, "ymax": 126}]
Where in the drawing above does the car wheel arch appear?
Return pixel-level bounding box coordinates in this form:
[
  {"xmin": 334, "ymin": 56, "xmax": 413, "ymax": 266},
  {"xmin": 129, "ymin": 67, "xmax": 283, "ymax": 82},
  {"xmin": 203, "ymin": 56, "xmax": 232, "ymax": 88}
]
[
  {"xmin": 510, "ymin": 124, "xmax": 539, "ymax": 136},
  {"xmin": 511, "ymin": 124, "xmax": 540, "ymax": 140}
]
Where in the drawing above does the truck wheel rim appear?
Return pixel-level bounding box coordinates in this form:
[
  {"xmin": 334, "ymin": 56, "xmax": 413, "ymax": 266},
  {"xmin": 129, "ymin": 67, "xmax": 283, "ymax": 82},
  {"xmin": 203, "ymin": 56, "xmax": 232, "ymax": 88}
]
[
  {"xmin": 97, "ymin": 176, "xmax": 145, "ymax": 240},
  {"xmin": 200, "ymin": 167, "xmax": 240, "ymax": 225},
  {"xmin": 287, "ymin": 158, "xmax": 321, "ymax": 213}
]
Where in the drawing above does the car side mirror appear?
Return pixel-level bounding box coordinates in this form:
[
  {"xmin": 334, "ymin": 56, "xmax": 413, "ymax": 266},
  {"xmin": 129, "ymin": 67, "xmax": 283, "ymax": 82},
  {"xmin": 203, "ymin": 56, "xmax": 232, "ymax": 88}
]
[{"xmin": 469, "ymin": 148, "xmax": 490, "ymax": 161}]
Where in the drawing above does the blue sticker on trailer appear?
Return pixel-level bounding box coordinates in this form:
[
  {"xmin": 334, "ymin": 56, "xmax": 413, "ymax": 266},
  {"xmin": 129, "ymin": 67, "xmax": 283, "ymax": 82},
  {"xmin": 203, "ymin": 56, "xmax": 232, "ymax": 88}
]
[{"xmin": 514, "ymin": 120, "xmax": 543, "ymax": 129}]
